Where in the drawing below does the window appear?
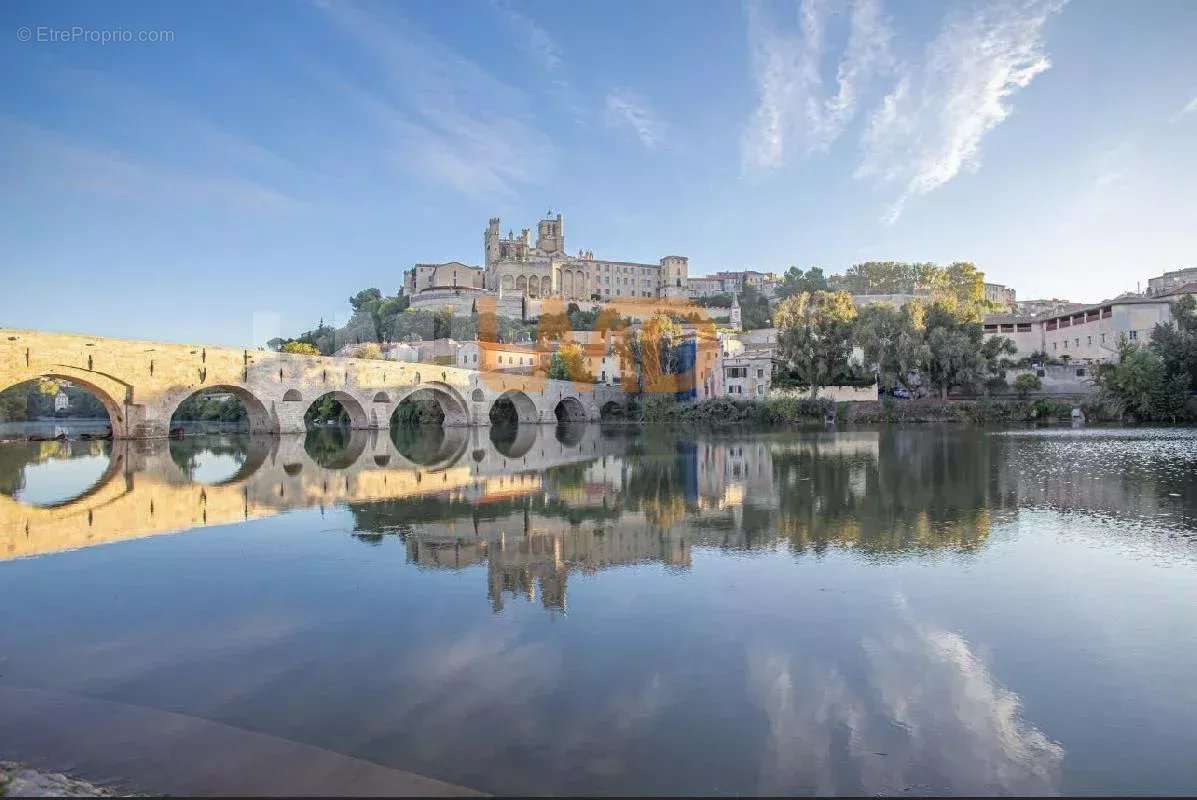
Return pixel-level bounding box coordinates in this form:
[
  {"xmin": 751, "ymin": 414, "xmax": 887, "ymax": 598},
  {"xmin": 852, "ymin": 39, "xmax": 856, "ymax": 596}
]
[
  {"xmin": 1129, "ymin": 330, "xmax": 1138, "ymax": 340},
  {"xmin": 1052, "ymin": 342, "xmax": 1057, "ymax": 351},
  {"xmin": 756, "ymin": 385, "xmax": 765, "ymax": 396},
  {"xmin": 1017, "ymin": 323, "xmax": 1032, "ymax": 332},
  {"xmin": 1075, "ymin": 338, "xmax": 1079, "ymax": 347},
  {"xmin": 1087, "ymin": 336, "xmax": 1092, "ymax": 345},
  {"xmin": 727, "ymin": 367, "xmax": 747, "ymax": 378},
  {"xmin": 1101, "ymin": 333, "xmax": 1106, "ymax": 343},
  {"xmin": 757, "ymin": 369, "xmax": 764, "ymax": 378},
  {"xmin": 1063, "ymin": 340, "xmax": 1068, "ymax": 349}
]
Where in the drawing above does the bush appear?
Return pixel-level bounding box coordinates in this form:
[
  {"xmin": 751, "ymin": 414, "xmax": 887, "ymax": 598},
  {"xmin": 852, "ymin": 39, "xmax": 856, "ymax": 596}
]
[{"xmin": 1013, "ymin": 373, "xmax": 1041, "ymax": 398}]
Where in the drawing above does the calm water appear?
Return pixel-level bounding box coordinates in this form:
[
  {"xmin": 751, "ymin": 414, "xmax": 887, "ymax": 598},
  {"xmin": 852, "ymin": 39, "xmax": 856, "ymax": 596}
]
[{"xmin": 1, "ymin": 424, "xmax": 1195, "ymax": 795}]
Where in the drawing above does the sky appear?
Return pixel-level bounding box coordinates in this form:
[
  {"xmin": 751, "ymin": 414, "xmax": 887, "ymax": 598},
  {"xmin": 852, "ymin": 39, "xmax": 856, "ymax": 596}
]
[{"xmin": 1, "ymin": 0, "xmax": 1195, "ymax": 347}]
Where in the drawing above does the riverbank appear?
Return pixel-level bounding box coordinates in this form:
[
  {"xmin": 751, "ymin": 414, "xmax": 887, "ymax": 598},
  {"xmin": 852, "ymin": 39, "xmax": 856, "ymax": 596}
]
[{"xmin": 617, "ymin": 395, "xmax": 1187, "ymax": 426}]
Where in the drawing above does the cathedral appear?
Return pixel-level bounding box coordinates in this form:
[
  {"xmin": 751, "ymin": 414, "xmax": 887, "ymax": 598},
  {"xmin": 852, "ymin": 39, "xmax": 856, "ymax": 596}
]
[{"xmin": 484, "ymin": 212, "xmax": 689, "ymax": 302}]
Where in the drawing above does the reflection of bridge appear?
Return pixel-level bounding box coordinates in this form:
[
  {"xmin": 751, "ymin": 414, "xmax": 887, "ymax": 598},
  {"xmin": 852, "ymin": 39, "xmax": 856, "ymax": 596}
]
[
  {"xmin": 0, "ymin": 329, "xmax": 625, "ymax": 438},
  {"xmin": 0, "ymin": 425, "xmax": 629, "ymax": 561}
]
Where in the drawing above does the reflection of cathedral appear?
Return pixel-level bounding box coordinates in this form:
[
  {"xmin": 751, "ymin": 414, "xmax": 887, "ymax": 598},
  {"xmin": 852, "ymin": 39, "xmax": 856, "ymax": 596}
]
[
  {"xmin": 484, "ymin": 212, "xmax": 689, "ymax": 302},
  {"xmin": 405, "ymin": 518, "xmax": 691, "ymax": 613}
]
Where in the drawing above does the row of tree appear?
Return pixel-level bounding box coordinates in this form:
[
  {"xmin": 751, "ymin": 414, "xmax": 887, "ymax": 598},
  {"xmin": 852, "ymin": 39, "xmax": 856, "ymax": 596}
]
[{"xmin": 774, "ymin": 291, "xmax": 1018, "ymax": 399}]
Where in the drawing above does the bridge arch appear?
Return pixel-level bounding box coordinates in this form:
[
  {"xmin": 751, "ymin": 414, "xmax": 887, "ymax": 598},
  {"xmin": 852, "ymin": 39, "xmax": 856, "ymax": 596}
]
[
  {"xmin": 393, "ymin": 384, "xmax": 469, "ymax": 427},
  {"xmin": 282, "ymin": 389, "xmax": 302, "ymax": 402},
  {"xmin": 490, "ymin": 390, "xmax": 539, "ymax": 425},
  {"xmin": 0, "ymin": 370, "xmax": 129, "ymax": 438},
  {"xmin": 167, "ymin": 384, "xmax": 275, "ymax": 435},
  {"xmin": 305, "ymin": 390, "xmax": 368, "ymax": 429},
  {"xmin": 554, "ymin": 396, "xmax": 587, "ymax": 423}
]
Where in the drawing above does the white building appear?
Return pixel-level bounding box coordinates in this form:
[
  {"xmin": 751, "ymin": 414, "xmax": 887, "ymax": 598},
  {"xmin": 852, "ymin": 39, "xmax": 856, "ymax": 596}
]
[{"xmin": 983, "ymin": 295, "xmax": 1175, "ymax": 363}]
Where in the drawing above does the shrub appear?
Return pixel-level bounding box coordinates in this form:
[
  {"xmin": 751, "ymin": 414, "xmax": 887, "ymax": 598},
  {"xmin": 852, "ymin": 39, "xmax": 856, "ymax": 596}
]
[{"xmin": 1013, "ymin": 373, "xmax": 1041, "ymax": 398}]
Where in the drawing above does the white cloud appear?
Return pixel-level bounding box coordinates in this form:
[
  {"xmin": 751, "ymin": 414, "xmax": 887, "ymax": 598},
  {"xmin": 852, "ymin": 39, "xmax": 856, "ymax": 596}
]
[
  {"xmin": 606, "ymin": 91, "xmax": 667, "ymax": 149},
  {"xmin": 742, "ymin": 0, "xmax": 894, "ymax": 170},
  {"xmin": 1178, "ymin": 95, "xmax": 1197, "ymax": 118},
  {"xmin": 317, "ymin": 0, "xmax": 553, "ymax": 195},
  {"xmin": 857, "ymin": 0, "xmax": 1066, "ymax": 223}
]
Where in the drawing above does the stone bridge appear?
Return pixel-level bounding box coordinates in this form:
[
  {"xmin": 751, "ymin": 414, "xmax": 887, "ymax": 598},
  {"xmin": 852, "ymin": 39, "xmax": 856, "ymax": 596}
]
[
  {"xmin": 0, "ymin": 424, "xmax": 631, "ymax": 561},
  {"xmin": 0, "ymin": 329, "xmax": 627, "ymax": 438}
]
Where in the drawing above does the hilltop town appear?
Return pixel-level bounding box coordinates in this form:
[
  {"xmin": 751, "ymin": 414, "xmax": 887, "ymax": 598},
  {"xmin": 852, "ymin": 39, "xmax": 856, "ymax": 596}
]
[{"xmin": 267, "ymin": 211, "xmax": 1196, "ymax": 423}]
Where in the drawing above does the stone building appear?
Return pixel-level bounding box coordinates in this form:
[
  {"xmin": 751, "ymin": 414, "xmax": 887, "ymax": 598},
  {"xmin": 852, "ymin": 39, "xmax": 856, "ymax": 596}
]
[
  {"xmin": 687, "ymin": 269, "xmax": 779, "ymax": 299},
  {"xmin": 401, "ymin": 261, "xmax": 489, "ymax": 313},
  {"xmin": 1147, "ymin": 267, "xmax": 1197, "ymax": 297},
  {"xmin": 984, "ymin": 282, "xmax": 1017, "ymax": 309},
  {"xmin": 483, "ymin": 212, "xmax": 689, "ymax": 302}
]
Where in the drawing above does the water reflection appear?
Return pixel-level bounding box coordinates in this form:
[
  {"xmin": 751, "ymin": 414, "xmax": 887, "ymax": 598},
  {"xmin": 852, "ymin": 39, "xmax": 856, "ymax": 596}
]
[
  {"xmin": 4, "ymin": 426, "xmax": 1195, "ymax": 572},
  {"xmin": 2, "ymin": 426, "xmax": 1196, "ymax": 794}
]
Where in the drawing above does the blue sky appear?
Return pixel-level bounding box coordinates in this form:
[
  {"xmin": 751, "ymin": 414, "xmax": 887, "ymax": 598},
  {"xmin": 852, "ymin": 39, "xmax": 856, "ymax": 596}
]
[{"xmin": 2, "ymin": 0, "xmax": 1195, "ymax": 346}]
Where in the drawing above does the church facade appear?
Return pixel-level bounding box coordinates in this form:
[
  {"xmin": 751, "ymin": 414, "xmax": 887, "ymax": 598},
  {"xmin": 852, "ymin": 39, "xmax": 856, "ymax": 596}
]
[{"xmin": 484, "ymin": 212, "xmax": 689, "ymax": 302}]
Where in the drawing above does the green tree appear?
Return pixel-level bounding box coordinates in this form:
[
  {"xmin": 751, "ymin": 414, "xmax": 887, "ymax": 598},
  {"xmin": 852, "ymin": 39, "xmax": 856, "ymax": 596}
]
[
  {"xmin": 739, "ymin": 285, "xmax": 772, "ymax": 330},
  {"xmin": 980, "ymin": 335, "xmax": 1019, "ymax": 394},
  {"xmin": 1013, "ymin": 373, "xmax": 1042, "ymax": 399},
  {"xmin": 775, "ymin": 291, "xmax": 858, "ymax": 398},
  {"xmin": 348, "ymin": 288, "xmax": 383, "ymax": 313},
  {"xmin": 776, "ymin": 266, "xmax": 829, "ymax": 300},
  {"xmin": 851, "ymin": 303, "xmax": 927, "ymax": 392}
]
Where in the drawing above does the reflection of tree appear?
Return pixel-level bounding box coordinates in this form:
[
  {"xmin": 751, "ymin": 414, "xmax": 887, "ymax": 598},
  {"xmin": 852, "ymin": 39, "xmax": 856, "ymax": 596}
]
[
  {"xmin": 761, "ymin": 430, "xmax": 995, "ymax": 554},
  {"xmin": 303, "ymin": 427, "xmax": 358, "ymax": 468},
  {"xmin": 0, "ymin": 440, "xmax": 109, "ymax": 497},
  {"xmin": 169, "ymin": 435, "xmax": 250, "ymax": 477},
  {"xmin": 389, "ymin": 425, "xmax": 449, "ymax": 466}
]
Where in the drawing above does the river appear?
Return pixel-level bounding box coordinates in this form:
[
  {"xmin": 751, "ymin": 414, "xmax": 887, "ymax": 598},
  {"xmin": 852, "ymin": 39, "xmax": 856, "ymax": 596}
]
[{"xmin": 1, "ymin": 424, "xmax": 1195, "ymax": 795}]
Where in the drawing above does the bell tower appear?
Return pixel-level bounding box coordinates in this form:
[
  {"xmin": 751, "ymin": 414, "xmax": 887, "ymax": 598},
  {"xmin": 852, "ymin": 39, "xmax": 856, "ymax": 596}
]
[
  {"xmin": 536, "ymin": 212, "xmax": 564, "ymax": 255},
  {"xmin": 484, "ymin": 217, "xmax": 501, "ymax": 269}
]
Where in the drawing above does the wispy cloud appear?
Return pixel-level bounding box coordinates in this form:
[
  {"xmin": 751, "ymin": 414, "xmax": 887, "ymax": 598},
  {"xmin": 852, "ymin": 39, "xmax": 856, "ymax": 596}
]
[
  {"xmin": 857, "ymin": 0, "xmax": 1066, "ymax": 223},
  {"xmin": 0, "ymin": 116, "xmax": 305, "ymax": 213},
  {"xmin": 606, "ymin": 91, "xmax": 667, "ymax": 149},
  {"xmin": 490, "ymin": 0, "xmax": 564, "ymax": 74},
  {"xmin": 1177, "ymin": 95, "xmax": 1197, "ymax": 119},
  {"xmin": 742, "ymin": 0, "xmax": 894, "ymax": 170},
  {"xmin": 317, "ymin": 0, "xmax": 553, "ymax": 195}
]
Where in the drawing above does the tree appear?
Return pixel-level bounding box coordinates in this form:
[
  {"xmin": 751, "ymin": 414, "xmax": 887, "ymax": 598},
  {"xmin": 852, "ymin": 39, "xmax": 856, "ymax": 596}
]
[
  {"xmin": 548, "ymin": 342, "xmax": 593, "ymax": 382},
  {"xmin": 348, "ymin": 288, "xmax": 383, "ymax": 313},
  {"xmin": 738, "ymin": 285, "xmax": 772, "ymax": 330},
  {"xmin": 775, "ymin": 291, "xmax": 858, "ymax": 398},
  {"xmin": 281, "ymin": 341, "xmax": 319, "ymax": 356},
  {"xmin": 852, "ymin": 303, "xmax": 927, "ymax": 392},
  {"xmin": 1013, "ymin": 373, "xmax": 1041, "ymax": 399},
  {"xmin": 924, "ymin": 325, "xmax": 982, "ymax": 399},
  {"xmin": 777, "ymin": 266, "xmax": 829, "ymax": 300},
  {"xmin": 1097, "ymin": 335, "xmax": 1191, "ymax": 421},
  {"xmin": 1151, "ymin": 294, "xmax": 1197, "ymax": 393},
  {"xmin": 980, "ymin": 335, "xmax": 1018, "ymax": 394},
  {"xmin": 618, "ymin": 313, "xmax": 684, "ymax": 397}
]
